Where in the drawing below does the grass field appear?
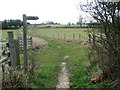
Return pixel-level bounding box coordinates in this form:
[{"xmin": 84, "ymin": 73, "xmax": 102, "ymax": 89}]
[
  {"xmin": 32, "ymin": 27, "xmax": 88, "ymax": 41},
  {"xmin": 25, "ymin": 29, "xmax": 105, "ymax": 88},
  {"xmin": 1, "ymin": 27, "xmax": 105, "ymax": 88}
]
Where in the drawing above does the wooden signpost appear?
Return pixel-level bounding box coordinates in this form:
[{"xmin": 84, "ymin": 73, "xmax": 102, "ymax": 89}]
[{"xmin": 23, "ymin": 14, "xmax": 39, "ymax": 73}]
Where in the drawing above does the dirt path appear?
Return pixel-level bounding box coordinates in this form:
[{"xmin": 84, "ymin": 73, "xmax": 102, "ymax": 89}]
[{"xmin": 56, "ymin": 61, "xmax": 70, "ymax": 88}]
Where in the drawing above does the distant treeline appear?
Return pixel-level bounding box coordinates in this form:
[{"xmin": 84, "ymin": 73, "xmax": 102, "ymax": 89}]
[
  {"xmin": 37, "ymin": 22, "xmax": 101, "ymax": 29},
  {"xmin": 2, "ymin": 19, "xmax": 23, "ymax": 29},
  {"xmin": 41, "ymin": 21, "xmax": 60, "ymax": 25},
  {"xmin": 87, "ymin": 22, "xmax": 101, "ymax": 28},
  {"xmin": 1, "ymin": 19, "xmax": 100, "ymax": 29}
]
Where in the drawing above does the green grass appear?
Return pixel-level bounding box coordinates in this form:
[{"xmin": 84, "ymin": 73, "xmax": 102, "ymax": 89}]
[
  {"xmin": 0, "ymin": 26, "xmax": 105, "ymax": 88},
  {"xmin": 20, "ymin": 39, "xmax": 64, "ymax": 88},
  {"xmin": 63, "ymin": 44, "xmax": 104, "ymax": 88},
  {"xmin": 33, "ymin": 28, "xmax": 88, "ymax": 41},
  {"xmin": 25, "ymin": 30, "xmax": 105, "ymax": 88},
  {"xmin": 0, "ymin": 29, "xmax": 18, "ymax": 40}
]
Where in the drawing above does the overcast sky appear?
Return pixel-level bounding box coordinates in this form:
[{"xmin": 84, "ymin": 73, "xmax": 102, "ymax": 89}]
[{"xmin": 0, "ymin": 0, "xmax": 90, "ymax": 24}]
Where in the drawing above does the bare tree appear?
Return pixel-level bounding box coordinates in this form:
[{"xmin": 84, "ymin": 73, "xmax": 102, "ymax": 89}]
[
  {"xmin": 80, "ymin": 0, "xmax": 120, "ymax": 88},
  {"xmin": 77, "ymin": 15, "xmax": 83, "ymax": 27}
]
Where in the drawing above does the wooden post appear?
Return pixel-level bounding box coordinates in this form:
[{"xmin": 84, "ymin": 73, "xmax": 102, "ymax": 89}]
[
  {"xmin": 88, "ymin": 34, "xmax": 91, "ymax": 43},
  {"xmin": 18, "ymin": 37, "xmax": 23, "ymax": 52},
  {"xmin": 30, "ymin": 37, "xmax": 32, "ymax": 48},
  {"xmin": 7, "ymin": 32, "xmax": 16, "ymax": 69},
  {"xmin": 23, "ymin": 14, "xmax": 27, "ymax": 73},
  {"xmin": 64, "ymin": 33, "xmax": 66, "ymax": 41},
  {"xmin": 14, "ymin": 39, "xmax": 20, "ymax": 68},
  {"xmin": 6, "ymin": 37, "xmax": 7, "ymax": 41},
  {"xmin": 92, "ymin": 33, "xmax": 95, "ymax": 45},
  {"xmin": 2, "ymin": 64, "xmax": 4, "ymax": 88},
  {"xmin": 47, "ymin": 33, "xmax": 48, "ymax": 37},
  {"xmin": 27, "ymin": 37, "xmax": 29, "ymax": 48},
  {"xmin": 79, "ymin": 33, "xmax": 81, "ymax": 42},
  {"xmin": 0, "ymin": 64, "xmax": 2, "ymax": 89},
  {"xmin": 58, "ymin": 33, "xmax": 59, "ymax": 39},
  {"xmin": 46, "ymin": 33, "xmax": 47, "ymax": 37},
  {"xmin": 53, "ymin": 34, "xmax": 54, "ymax": 38},
  {"xmin": 73, "ymin": 33, "xmax": 75, "ymax": 40}
]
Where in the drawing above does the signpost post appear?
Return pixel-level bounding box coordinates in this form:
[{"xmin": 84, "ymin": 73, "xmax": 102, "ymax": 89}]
[
  {"xmin": 23, "ymin": 14, "xmax": 39, "ymax": 73},
  {"xmin": 0, "ymin": 21, "xmax": 2, "ymax": 90}
]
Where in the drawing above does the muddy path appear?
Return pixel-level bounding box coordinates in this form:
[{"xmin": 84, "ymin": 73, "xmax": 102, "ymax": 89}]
[
  {"xmin": 56, "ymin": 56, "xmax": 70, "ymax": 88},
  {"xmin": 56, "ymin": 62, "xmax": 70, "ymax": 88}
]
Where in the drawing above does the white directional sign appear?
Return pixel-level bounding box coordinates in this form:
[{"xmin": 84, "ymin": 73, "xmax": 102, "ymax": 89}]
[{"xmin": 27, "ymin": 16, "xmax": 39, "ymax": 20}]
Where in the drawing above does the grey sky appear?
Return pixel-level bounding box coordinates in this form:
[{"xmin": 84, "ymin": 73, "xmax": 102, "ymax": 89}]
[{"xmin": 0, "ymin": 0, "xmax": 90, "ymax": 24}]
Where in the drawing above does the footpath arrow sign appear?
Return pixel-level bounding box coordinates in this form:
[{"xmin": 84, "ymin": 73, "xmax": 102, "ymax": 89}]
[{"xmin": 27, "ymin": 16, "xmax": 39, "ymax": 20}]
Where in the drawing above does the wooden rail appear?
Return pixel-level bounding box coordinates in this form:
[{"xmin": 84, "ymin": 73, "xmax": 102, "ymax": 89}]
[
  {"xmin": 19, "ymin": 36, "xmax": 32, "ymax": 51},
  {"xmin": 0, "ymin": 32, "xmax": 32, "ymax": 69},
  {"xmin": 0, "ymin": 30, "xmax": 33, "ymax": 88}
]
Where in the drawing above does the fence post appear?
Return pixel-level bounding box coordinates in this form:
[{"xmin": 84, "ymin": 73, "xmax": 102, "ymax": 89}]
[
  {"xmin": 73, "ymin": 33, "xmax": 75, "ymax": 40},
  {"xmin": 30, "ymin": 37, "xmax": 32, "ymax": 48},
  {"xmin": 79, "ymin": 33, "xmax": 81, "ymax": 42},
  {"xmin": 2, "ymin": 64, "xmax": 4, "ymax": 88},
  {"xmin": 7, "ymin": 32, "xmax": 16, "ymax": 69},
  {"xmin": 92, "ymin": 33, "xmax": 95, "ymax": 45},
  {"xmin": 6, "ymin": 37, "xmax": 7, "ymax": 41},
  {"xmin": 53, "ymin": 34, "xmax": 54, "ymax": 38},
  {"xmin": 23, "ymin": 14, "xmax": 27, "ymax": 73},
  {"xmin": 18, "ymin": 37, "xmax": 23, "ymax": 52},
  {"xmin": 0, "ymin": 64, "xmax": 2, "ymax": 89},
  {"xmin": 14, "ymin": 39, "xmax": 20, "ymax": 68},
  {"xmin": 58, "ymin": 33, "xmax": 59, "ymax": 39},
  {"xmin": 88, "ymin": 34, "xmax": 91, "ymax": 43},
  {"xmin": 64, "ymin": 33, "xmax": 66, "ymax": 41}
]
